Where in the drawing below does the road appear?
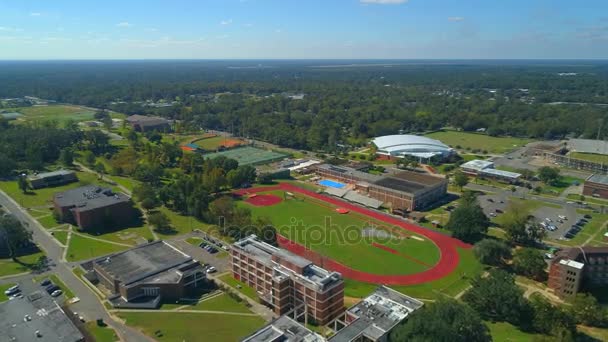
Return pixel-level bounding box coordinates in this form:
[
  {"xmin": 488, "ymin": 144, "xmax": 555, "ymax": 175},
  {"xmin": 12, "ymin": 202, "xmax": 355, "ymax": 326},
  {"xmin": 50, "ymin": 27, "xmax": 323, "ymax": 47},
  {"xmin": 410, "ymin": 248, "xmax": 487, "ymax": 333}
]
[{"xmin": 0, "ymin": 189, "xmax": 152, "ymax": 342}]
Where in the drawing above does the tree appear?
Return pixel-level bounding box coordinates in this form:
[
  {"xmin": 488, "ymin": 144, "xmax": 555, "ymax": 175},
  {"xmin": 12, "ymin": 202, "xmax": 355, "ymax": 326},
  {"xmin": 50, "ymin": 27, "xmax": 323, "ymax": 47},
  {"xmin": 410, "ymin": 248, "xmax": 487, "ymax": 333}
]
[
  {"xmin": 473, "ymin": 239, "xmax": 512, "ymax": 266},
  {"xmin": 0, "ymin": 153, "xmax": 16, "ymax": 177},
  {"xmin": 530, "ymin": 296, "xmax": 576, "ymax": 337},
  {"xmin": 462, "ymin": 269, "xmax": 531, "ymax": 326},
  {"xmin": 140, "ymin": 197, "xmax": 160, "ymax": 212},
  {"xmin": 568, "ymin": 293, "xmax": 606, "ymax": 327},
  {"xmin": 94, "ymin": 161, "xmax": 106, "ymax": 177},
  {"xmin": 512, "ymin": 247, "xmax": 547, "ymax": 280},
  {"xmin": 453, "ymin": 170, "xmax": 469, "ymax": 191},
  {"xmin": 389, "ymin": 299, "xmax": 491, "ymax": 342},
  {"xmin": 538, "ymin": 166, "xmax": 560, "ymax": 185},
  {"xmin": 0, "ymin": 215, "xmax": 33, "ymax": 259},
  {"xmin": 82, "ymin": 150, "xmax": 96, "ymax": 166},
  {"xmin": 147, "ymin": 212, "xmax": 173, "ymax": 234},
  {"xmin": 445, "ymin": 193, "xmax": 489, "ymax": 243},
  {"xmin": 501, "ymin": 202, "xmax": 545, "ymax": 245},
  {"xmin": 17, "ymin": 174, "xmax": 30, "ymax": 194},
  {"xmin": 258, "ymin": 173, "xmax": 273, "ymax": 184},
  {"xmin": 59, "ymin": 148, "xmax": 74, "ymax": 166}
]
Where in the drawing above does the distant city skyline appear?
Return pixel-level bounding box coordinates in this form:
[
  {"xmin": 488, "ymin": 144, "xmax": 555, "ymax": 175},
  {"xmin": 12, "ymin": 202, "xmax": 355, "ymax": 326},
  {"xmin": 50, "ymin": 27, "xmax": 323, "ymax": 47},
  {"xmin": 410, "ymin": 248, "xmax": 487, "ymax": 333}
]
[{"xmin": 1, "ymin": 0, "xmax": 608, "ymax": 60}]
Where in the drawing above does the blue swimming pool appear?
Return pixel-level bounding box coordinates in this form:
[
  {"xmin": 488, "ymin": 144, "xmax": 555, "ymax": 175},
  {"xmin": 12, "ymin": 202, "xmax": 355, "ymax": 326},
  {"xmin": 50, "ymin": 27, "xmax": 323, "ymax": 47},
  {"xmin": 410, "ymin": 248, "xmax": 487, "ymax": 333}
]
[{"xmin": 319, "ymin": 179, "xmax": 347, "ymax": 189}]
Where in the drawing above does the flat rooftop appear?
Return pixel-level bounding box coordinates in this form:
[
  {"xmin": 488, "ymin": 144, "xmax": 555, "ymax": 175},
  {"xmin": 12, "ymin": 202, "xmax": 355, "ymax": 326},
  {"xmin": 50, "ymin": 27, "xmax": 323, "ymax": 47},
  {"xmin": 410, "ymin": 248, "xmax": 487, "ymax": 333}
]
[
  {"xmin": 568, "ymin": 139, "xmax": 608, "ymax": 155},
  {"xmin": 330, "ymin": 286, "xmax": 423, "ymax": 342},
  {"xmin": 460, "ymin": 159, "xmax": 494, "ymax": 172},
  {"xmin": 559, "ymin": 259, "xmax": 585, "ymax": 270},
  {"xmin": 587, "ymin": 174, "xmax": 608, "ymax": 185},
  {"xmin": 93, "ymin": 240, "xmax": 193, "ymax": 285},
  {"xmin": 241, "ymin": 315, "xmax": 324, "ymax": 342},
  {"xmin": 481, "ymin": 168, "xmax": 522, "ymax": 179},
  {"xmin": 0, "ymin": 291, "xmax": 84, "ymax": 342},
  {"xmin": 28, "ymin": 169, "xmax": 75, "ymax": 181},
  {"xmin": 54, "ymin": 185, "xmax": 130, "ymax": 212}
]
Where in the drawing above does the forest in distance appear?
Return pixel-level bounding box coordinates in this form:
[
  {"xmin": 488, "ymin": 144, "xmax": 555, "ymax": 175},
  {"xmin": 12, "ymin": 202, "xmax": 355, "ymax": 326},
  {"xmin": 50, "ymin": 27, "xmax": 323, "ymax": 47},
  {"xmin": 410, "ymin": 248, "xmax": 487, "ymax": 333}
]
[{"xmin": 2, "ymin": 59, "xmax": 608, "ymax": 151}]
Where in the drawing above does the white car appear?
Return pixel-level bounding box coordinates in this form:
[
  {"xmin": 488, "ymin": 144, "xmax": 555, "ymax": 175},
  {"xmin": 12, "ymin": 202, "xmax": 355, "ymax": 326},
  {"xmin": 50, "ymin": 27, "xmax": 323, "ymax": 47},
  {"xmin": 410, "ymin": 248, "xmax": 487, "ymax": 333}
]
[
  {"xmin": 206, "ymin": 266, "xmax": 217, "ymax": 273},
  {"xmin": 558, "ymin": 215, "xmax": 567, "ymax": 220},
  {"xmin": 545, "ymin": 218, "xmax": 552, "ymax": 222},
  {"xmin": 51, "ymin": 290, "xmax": 62, "ymax": 297}
]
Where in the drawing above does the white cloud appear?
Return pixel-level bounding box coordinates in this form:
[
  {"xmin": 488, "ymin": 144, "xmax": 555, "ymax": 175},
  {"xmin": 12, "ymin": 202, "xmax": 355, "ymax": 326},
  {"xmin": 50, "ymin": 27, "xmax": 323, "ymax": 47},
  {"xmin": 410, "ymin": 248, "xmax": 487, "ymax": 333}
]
[
  {"xmin": 116, "ymin": 22, "xmax": 133, "ymax": 28},
  {"xmin": 448, "ymin": 17, "xmax": 465, "ymax": 22},
  {"xmin": 360, "ymin": 0, "xmax": 408, "ymax": 4},
  {"xmin": 275, "ymin": 29, "xmax": 283, "ymax": 33},
  {"xmin": 30, "ymin": 12, "xmax": 41, "ymax": 17},
  {"xmin": 220, "ymin": 19, "xmax": 233, "ymax": 25},
  {"xmin": 243, "ymin": 23, "xmax": 254, "ymax": 28}
]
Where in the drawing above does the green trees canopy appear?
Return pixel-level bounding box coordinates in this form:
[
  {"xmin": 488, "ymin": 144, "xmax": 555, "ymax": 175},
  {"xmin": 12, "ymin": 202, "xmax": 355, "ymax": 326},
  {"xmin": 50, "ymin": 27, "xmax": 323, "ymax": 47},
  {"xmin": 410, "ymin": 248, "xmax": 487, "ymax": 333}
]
[
  {"xmin": 445, "ymin": 192, "xmax": 489, "ymax": 243},
  {"xmin": 512, "ymin": 247, "xmax": 547, "ymax": 280},
  {"xmin": 473, "ymin": 238, "xmax": 512, "ymax": 266}
]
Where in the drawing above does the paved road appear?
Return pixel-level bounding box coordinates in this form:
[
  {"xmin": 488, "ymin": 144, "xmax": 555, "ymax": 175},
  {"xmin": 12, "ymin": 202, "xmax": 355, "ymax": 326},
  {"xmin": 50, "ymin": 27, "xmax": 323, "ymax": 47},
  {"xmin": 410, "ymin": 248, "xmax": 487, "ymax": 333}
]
[{"xmin": 0, "ymin": 189, "xmax": 152, "ymax": 342}]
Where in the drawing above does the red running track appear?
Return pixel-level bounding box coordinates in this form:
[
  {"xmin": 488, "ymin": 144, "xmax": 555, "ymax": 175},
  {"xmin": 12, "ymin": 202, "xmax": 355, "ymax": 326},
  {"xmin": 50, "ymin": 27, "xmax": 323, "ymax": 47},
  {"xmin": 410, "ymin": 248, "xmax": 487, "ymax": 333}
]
[{"xmin": 235, "ymin": 183, "xmax": 471, "ymax": 285}]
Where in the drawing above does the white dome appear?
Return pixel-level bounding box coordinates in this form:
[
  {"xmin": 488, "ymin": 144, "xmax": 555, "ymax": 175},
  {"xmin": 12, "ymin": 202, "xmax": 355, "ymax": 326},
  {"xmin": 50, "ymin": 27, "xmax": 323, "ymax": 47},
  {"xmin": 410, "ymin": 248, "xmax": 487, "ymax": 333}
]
[{"xmin": 372, "ymin": 135, "xmax": 453, "ymax": 159}]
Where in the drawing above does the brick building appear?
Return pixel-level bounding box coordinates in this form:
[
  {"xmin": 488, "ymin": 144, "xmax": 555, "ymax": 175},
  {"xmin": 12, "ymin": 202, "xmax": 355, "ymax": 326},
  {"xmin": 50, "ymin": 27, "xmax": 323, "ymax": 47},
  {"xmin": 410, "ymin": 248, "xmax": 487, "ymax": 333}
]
[
  {"xmin": 88, "ymin": 241, "xmax": 206, "ymax": 308},
  {"xmin": 28, "ymin": 170, "xmax": 78, "ymax": 189},
  {"xmin": 53, "ymin": 185, "xmax": 135, "ymax": 230},
  {"xmin": 126, "ymin": 114, "xmax": 171, "ymax": 132},
  {"xmin": 548, "ymin": 247, "xmax": 608, "ymax": 298},
  {"xmin": 583, "ymin": 174, "xmax": 608, "ymax": 199},
  {"xmin": 231, "ymin": 235, "xmax": 345, "ymax": 325},
  {"xmin": 315, "ymin": 164, "xmax": 447, "ymax": 211}
]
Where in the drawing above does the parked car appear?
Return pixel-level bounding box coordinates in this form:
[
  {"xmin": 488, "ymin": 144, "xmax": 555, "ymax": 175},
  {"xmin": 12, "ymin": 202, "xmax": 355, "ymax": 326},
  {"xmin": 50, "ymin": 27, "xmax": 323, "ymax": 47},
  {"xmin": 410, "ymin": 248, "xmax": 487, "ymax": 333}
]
[
  {"xmin": 4, "ymin": 287, "xmax": 20, "ymax": 296},
  {"xmin": 495, "ymin": 209, "xmax": 504, "ymax": 214},
  {"xmin": 50, "ymin": 290, "xmax": 62, "ymax": 297},
  {"xmin": 584, "ymin": 214, "xmax": 592, "ymax": 219},
  {"xmin": 206, "ymin": 266, "xmax": 217, "ymax": 273},
  {"xmin": 40, "ymin": 279, "xmax": 51, "ymax": 287},
  {"xmin": 45, "ymin": 285, "xmax": 59, "ymax": 294}
]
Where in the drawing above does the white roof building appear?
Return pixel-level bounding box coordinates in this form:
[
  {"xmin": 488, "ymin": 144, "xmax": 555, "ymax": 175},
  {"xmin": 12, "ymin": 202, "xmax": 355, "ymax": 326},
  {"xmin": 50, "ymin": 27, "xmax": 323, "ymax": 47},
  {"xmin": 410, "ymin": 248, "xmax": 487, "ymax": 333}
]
[
  {"xmin": 460, "ymin": 159, "xmax": 494, "ymax": 173},
  {"xmin": 372, "ymin": 135, "xmax": 453, "ymax": 159}
]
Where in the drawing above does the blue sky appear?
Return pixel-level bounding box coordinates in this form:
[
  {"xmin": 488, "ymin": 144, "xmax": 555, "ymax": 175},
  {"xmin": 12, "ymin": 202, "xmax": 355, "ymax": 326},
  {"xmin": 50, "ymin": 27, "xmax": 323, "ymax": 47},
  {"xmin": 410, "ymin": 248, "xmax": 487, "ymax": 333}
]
[{"xmin": 1, "ymin": 0, "xmax": 607, "ymax": 59}]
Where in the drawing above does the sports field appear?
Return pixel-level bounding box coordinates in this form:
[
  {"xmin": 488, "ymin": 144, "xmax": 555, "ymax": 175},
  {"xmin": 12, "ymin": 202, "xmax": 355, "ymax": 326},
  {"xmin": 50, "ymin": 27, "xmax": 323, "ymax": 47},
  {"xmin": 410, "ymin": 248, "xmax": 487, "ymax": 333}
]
[
  {"xmin": 236, "ymin": 183, "xmax": 470, "ymax": 285},
  {"xmin": 193, "ymin": 135, "xmax": 245, "ymax": 151},
  {"xmin": 425, "ymin": 130, "xmax": 533, "ymax": 154},
  {"xmin": 9, "ymin": 105, "xmax": 97, "ymax": 123},
  {"xmin": 205, "ymin": 146, "xmax": 286, "ymax": 166}
]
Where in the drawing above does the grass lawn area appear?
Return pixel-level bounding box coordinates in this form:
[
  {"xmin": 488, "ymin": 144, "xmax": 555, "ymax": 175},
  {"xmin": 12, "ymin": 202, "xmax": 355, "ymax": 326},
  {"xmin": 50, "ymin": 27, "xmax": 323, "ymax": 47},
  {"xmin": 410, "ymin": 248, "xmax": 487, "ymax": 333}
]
[
  {"xmin": 509, "ymin": 197, "xmax": 562, "ymax": 210},
  {"xmin": 10, "ymin": 105, "xmax": 96, "ymax": 123},
  {"xmin": 343, "ymin": 247, "xmax": 483, "ymax": 300},
  {"xmin": 53, "ymin": 230, "xmax": 69, "ymax": 245},
  {"xmin": 66, "ymin": 234, "xmax": 129, "ymax": 262},
  {"xmin": 83, "ymin": 224, "xmax": 153, "ymax": 246},
  {"xmin": 541, "ymin": 176, "xmax": 584, "ymax": 196},
  {"xmin": 241, "ymin": 189, "xmax": 440, "ymax": 276},
  {"xmin": 85, "ymin": 322, "xmax": 119, "ymax": 342},
  {"xmin": 0, "ymin": 283, "xmax": 16, "ymax": 302},
  {"xmin": 186, "ymin": 237, "xmax": 204, "ymax": 246},
  {"xmin": 487, "ymin": 322, "xmax": 541, "ymax": 342},
  {"xmin": 116, "ymin": 312, "xmax": 265, "ymax": 342},
  {"xmin": 425, "ymin": 130, "xmax": 533, "ymax": 154},
  {"xmin": 0, "ymin": 251, "xmax": 45, "ymax": 277},
  {"xmin": 109, "ymin": 175, "xmax": 141, "ymax": 193},
  {"xmin": 570, "ymin": 152, "xmax": 608, "ymax": 165},
  {"xmin": 566, "ymin": 193, "xmax": 608, "ymax": 206},
  {"xmin": 156, "ymin": 207, "xmax": 210, "ymax": 237},
  {"xmin": 180, "ymin": 293, "xmax": 252, "ymax": 313},
  {"xmin": 36, "ymin": 213, "xmax": 61, "ymax": 228},
  {"xmin": 219, "ymin": 274, "xmax": 259, "ymax": 301},
  {"xmin": 0, "ymin": 171, "xmax": 112, "ymax": 209}
]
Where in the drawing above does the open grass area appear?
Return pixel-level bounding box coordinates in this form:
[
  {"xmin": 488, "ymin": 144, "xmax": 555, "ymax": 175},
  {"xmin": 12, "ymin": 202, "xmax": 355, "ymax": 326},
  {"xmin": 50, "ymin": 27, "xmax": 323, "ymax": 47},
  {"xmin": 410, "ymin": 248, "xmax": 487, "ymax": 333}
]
[
  {"xmin": 425, "ymin": 130, "xmax": 533, "ymax": 154},
  {"xmin": 0, "ymin": 251, "xmax": 45, "ymax": 277},
  {"xmin": 177, "ymin": 293, "xmax": 252, "ymax": 313},
  {"xmin": 570, "ymin": 152, "xmax": 608, "ymax": 165},
  {"xmin": 487, "ymin": 322, "xmax": 541, "ymax": 342},
  {"xmin": 241, "ymin": 189, "xmax": 441, "ymax": 276},
  {"xmin": 566, "ymin": 193, "xmax": 608, "ymax": 206},
  {"xmin": 85, "ymin": 322, "xmax": 119, "ymax": 342},
  {"xmin": 0, "ymin": 283, "xmax": 16, "ymax": 302},
  {"xmin": 157, "ymin": 207, "xmax": 211, "ymax": 237},
  {"xmin": 219, "ymin": 274, "xmax": 259, "ymax": 301},
  {"xmin": 9, "ymin": 105, "xmax": 96, "ymax": 123},
  {"xmin": 66, "ymin": 234, "xmax": 129, "ymax": 262},
  {"xmin": 116, "ymin": 312, "xmax": 265, "ymax": 342},
  {"xmin": 0, "ymin": 171, "xmax": 112, "ymax": 209},
  {"xmin": 541, "ymin": 176, "xmax": 584, "ymax": 196},
  {"xmin": 53, "ymin": 230, "xmax": 69, "ymax": 245},
  {"xmin": 185, "ymin": 237, "xmax": 204, "ymax": 246},
  {"xmin": 37, "ymin": 213, "xmax": 61, "ymax": 228}
]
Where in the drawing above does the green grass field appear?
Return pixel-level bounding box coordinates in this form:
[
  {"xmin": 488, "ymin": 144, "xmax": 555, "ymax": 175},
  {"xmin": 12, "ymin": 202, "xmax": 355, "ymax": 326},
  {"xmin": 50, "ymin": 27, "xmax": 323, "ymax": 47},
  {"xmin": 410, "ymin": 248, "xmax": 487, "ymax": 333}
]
[
  {"xmin": 487, "ymin": 322, "xmax": 541, "ymax": 342},
  {"xmin": 53, "ymin": 230, "xmax": 69, "ymax": 245},
  {"xmin": 218, "ymin": 274, "xmax": 259, "ymax": 301},
  {"xmin": 37, "ymin": 214, "xmax": 61, "ymax": 228},
  {"xmin": 116, "ymin": 312, "xmax": 265, "ymax": 342},
  {"xmin": 570, "ymin": 152, "xmax": 608, "ymax": 164},
  {"xmin": 85, "ymin": 322, "xmax": 119, "ymax": 342},
  {"xmin": 186, "ymin": 237, "xmax": 204, "ymax": 246},
  {"xmin": 425, "ymin": 130, "xmax": 533, "ymax": 154},
  {"xmin": 0, "ymin": 251, "xmax": 45, "ymax": 277},
  {"xmin": 10, "ymin": 105, "xmax": 96, "ymax": 123},
  {"xmin": 174, "ymin": 293, "xmax": 252, "ymax": 313},
  {"xmin": 66, "ymin": 234, "xmax": 129, "ymax": 261},
  {"xmin": 157, "ymin": 207, "xmax": 212, "ymax": 237},
  {"xmin": 241, "ymin": 190, "xmax": 440, "ymax": 276}
]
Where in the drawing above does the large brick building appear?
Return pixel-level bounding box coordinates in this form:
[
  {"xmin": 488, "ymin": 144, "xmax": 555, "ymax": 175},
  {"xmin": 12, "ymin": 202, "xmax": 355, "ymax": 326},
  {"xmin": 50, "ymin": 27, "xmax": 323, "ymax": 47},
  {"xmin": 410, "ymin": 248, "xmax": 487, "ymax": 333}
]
[
  {"xmin": 583, "ymin": 174, "xmax": 608, "ymax": 199},
  {"xmin": 231, "ymin": 235, "xmax": 345, "ymax": 325},
  {"xmin": 88, "ymin": 241, "xmax": 206, "ymax": 308},
  {"xmin": 315, "ymin": 164, "xmax": 447, "ymax": 211},
  {"xmin": 548, "ymin": 247, "xmax": 608, "ymax": 298},
  {"xmin": 53, "ymin": 185, "xmax": 134, "ymax": 230},
  {"xmin": 126, "ymin": 114, "xmax": 171, "ymax": 132}
]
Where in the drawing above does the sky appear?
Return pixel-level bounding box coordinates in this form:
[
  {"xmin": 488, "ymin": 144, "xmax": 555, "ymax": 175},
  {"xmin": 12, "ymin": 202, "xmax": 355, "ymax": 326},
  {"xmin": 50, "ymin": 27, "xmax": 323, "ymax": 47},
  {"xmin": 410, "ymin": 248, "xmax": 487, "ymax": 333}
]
[{"xmin": 1, "ymin": 0, "xmax": 608, "ymax": 60}]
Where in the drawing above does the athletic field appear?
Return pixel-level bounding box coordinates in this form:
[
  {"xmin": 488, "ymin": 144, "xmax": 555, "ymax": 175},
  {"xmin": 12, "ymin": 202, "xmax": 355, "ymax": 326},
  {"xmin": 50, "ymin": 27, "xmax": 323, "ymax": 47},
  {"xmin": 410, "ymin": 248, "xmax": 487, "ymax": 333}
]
[
  {"xmin": 235, "ymin": 183, "xmax": 470, "ymax": 285},
  {"xmin": 425, "ymin": 130, "xmax": 533, "ymax": 154},
  {"xmin": 205, "ymin": 146, "xmax": 286, "ymax": 166}
]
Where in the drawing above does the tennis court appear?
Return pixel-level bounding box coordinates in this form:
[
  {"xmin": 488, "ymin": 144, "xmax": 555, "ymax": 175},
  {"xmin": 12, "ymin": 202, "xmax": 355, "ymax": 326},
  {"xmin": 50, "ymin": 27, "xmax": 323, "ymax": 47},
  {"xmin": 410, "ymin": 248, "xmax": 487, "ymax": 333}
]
[
  {"xmin": 319, "ymin": 179, "xmax": 347, "ymax": 189},
  {"xmin": 204, "ymin": 146, "xmax": 287, "ymax": 166}
]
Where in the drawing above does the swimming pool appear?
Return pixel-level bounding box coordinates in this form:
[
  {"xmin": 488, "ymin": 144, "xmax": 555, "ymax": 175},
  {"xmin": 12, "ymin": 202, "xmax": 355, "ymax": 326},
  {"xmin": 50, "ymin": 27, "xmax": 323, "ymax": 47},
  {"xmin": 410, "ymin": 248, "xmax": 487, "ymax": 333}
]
[{"xmin": 319, "ymin": 179, "xmax": 347, "ymax": 189}]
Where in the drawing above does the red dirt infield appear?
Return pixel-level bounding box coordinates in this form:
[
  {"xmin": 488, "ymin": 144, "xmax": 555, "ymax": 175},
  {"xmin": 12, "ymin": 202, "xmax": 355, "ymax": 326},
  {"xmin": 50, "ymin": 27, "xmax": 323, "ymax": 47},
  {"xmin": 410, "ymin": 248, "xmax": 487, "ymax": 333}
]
[
  {"xmin": 244, "ymin": 193, "xmax": 283, "ymax": 207},
  {"xmin": 234, "ymin": 183, "xmax": 471, "ymax": 286}
]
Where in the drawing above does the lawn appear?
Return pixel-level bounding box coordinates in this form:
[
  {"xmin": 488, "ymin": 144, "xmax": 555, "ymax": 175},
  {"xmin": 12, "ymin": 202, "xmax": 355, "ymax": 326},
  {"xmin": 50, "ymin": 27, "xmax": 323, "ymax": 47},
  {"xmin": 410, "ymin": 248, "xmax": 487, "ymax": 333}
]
[
  {"xmin": 570, "ymin": 152, "xmax": 608, "ymax": 165},
  {"xmin": 10, "ymin": 105, "xmax": 96, "ymax": 123},
  {"xmin": 116, "ymin": 312, "xmax": 265, "ymax": 342},
  {"xmin": 425, "ymin": 130, "xmax": 533, "ymax": 154},
  {"xmin": 186, "ymin": 237, "xmax": 204, "ymax": 246},
  {"xmin": 566, "ymin": 193, "xmax": 608, "ymax": 206},
  {"xmin": 53, "ymin": 230, "xmax": 69, "ymax": 245},
  {"xmin": 85, "ymin": 322, "xmax": 119, "ymax": 342},
  {"xmin": 219, "ymin": 274, "xmax": 259, "ymax": 301},
  {"xmin": 240, "ymin": 189, "xmax": 441, "ymax": 276},
  {"xmin": 0, "ymin": 283, "xmax": 16, "ymax": 302},
  {"xmin": 66, "ymin": 234, "xmax": 129, "ymax": 262},
  {"xmin": 0, "ymin": 251, "xmax": 45, "ymax": 277},
  {"xmin": 541, "ymin": 176, "xmax": 584, "ymax": 196},
  {"xmin": 36, "ymin": 213, "xmax": 61, "ymax": 228},
  {"xmin": 487, "ymin": 322, "xmax": 541, "ymax": 342},
  {"xmin": 178, "ymin": 293, "xmax": 252, "ymax": 313},
  {"xmin": 157, "ymin": 207, "xmax": 212, "ymax": 237},
  {"xmin": 0, "ymin": 171, "xmax": 109, "ymax": 209}
]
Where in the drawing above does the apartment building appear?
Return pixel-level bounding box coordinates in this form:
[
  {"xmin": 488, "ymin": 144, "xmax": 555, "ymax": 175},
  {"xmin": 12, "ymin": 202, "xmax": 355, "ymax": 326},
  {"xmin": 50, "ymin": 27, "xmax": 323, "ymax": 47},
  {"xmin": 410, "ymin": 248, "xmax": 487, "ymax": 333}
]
[{"xmin": 548, "ymin": 247, "xmax": 608, "ymax": 298}]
